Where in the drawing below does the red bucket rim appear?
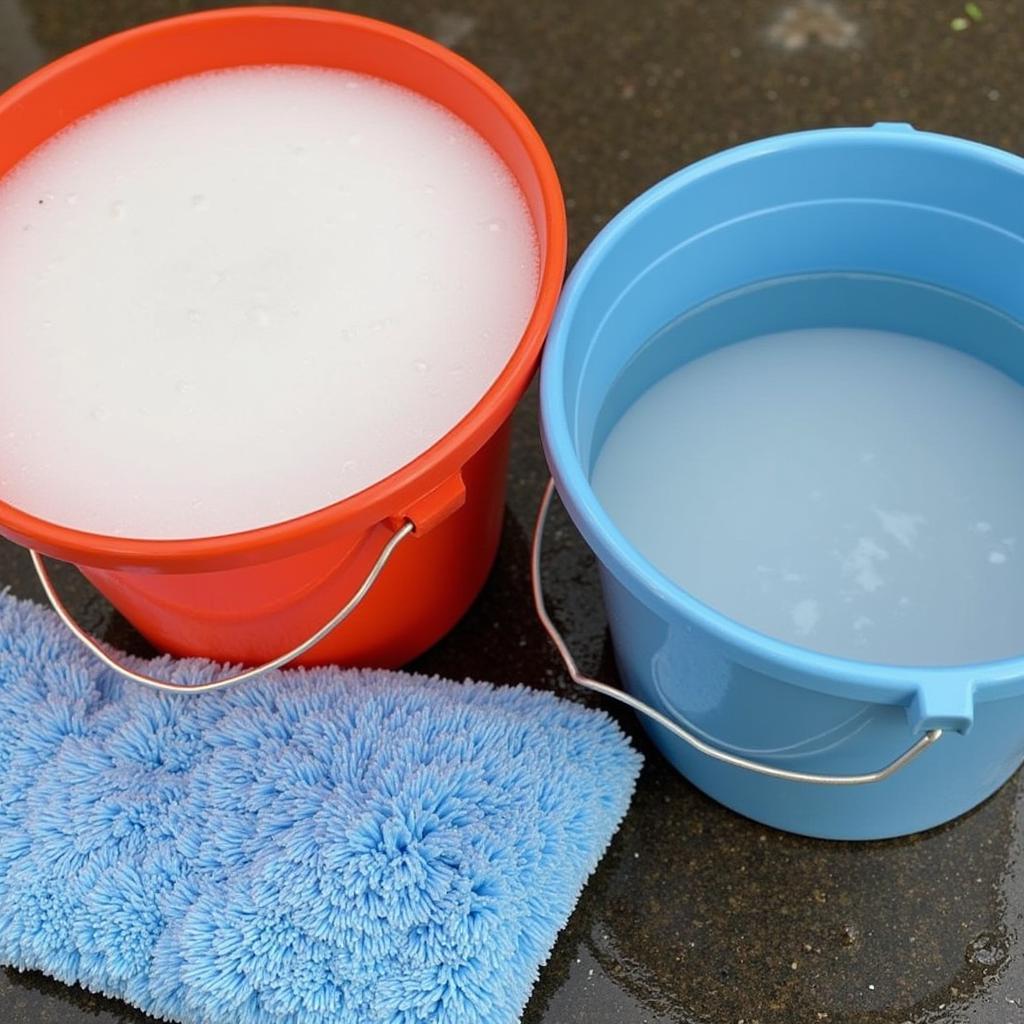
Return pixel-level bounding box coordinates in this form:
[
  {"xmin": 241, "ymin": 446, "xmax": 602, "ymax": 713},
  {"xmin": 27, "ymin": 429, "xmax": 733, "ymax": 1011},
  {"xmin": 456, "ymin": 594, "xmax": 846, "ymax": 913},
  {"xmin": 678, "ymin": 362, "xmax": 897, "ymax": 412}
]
[{"xmin": 0, "ymin": 6, "xmax": 567, "ymax": 572}]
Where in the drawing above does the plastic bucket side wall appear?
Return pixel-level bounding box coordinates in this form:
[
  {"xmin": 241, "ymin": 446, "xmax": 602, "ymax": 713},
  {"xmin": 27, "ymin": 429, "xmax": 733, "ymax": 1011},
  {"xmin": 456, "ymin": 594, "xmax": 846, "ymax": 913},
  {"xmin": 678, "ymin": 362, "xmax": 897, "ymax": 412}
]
[
  {"xmin": 541, "ymin": 127, "xmax": 1024, "ymax": 837},
  {"xmin": 600, "ymin": 568, "xmax": 1024, "ymax": 839},
  {"xmin": 83, "ymin": 416, "xmax": 513, "ymax": 668}
]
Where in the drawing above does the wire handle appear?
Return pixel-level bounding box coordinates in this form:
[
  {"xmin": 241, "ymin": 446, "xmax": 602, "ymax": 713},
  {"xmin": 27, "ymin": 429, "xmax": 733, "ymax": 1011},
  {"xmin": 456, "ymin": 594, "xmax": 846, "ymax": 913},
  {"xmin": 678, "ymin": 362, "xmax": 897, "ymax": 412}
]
[
  {"xmin": 31, "ymin": 521, "xmax": 414, "ymax": 694},
  {"xmin": 531, "ymin": 477, "xmax": 941, "ymax": 786}
]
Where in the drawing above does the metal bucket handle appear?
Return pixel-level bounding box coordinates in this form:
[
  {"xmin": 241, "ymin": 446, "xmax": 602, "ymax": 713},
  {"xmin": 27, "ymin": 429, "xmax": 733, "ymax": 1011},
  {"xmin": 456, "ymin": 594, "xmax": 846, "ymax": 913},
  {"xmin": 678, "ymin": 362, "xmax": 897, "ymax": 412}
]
[
  {"xmin": 532, "ymin": 478, "xmax": 942, "ymax": 786},
  {"xmin": 30, "ymin": 520, "xmax": 414, "ymax": 694}
]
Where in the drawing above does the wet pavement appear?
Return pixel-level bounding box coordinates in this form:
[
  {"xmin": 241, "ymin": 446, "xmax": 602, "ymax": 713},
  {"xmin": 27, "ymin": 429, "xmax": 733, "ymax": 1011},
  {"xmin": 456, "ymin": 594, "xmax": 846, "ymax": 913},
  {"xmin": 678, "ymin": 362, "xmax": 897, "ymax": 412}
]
[{"xmin": 2, "ymin": 0, "xmax": 1024, "ymax": 1021}]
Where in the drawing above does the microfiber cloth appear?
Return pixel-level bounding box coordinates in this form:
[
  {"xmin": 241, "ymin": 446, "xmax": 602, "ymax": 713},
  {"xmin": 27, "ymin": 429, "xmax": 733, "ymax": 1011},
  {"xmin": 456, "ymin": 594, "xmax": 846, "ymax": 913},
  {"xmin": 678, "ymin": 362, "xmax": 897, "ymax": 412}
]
[{"xmin": 0, "ymin": 591, "xmax": 641, "ymax": 1024}]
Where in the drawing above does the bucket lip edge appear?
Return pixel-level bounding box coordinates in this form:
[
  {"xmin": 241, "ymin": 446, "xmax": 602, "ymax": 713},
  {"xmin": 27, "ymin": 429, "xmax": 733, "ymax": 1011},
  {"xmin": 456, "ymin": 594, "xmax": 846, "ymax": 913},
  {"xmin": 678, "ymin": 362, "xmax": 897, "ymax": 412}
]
[
  {"xmin": 0, "ymin": 4, "xmax": 569, "ymax": 570},
  {"xmin": 540, "ymin": 124, "xmax": 1024, "ymax": 702}
]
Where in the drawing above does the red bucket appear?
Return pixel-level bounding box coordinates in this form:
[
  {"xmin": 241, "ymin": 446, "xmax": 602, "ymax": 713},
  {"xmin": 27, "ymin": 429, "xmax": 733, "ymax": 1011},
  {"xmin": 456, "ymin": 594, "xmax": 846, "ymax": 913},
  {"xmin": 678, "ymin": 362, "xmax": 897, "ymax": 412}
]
[{"xmin": 0, "ymin": 7, "xmax": 567, "ymax": 680}]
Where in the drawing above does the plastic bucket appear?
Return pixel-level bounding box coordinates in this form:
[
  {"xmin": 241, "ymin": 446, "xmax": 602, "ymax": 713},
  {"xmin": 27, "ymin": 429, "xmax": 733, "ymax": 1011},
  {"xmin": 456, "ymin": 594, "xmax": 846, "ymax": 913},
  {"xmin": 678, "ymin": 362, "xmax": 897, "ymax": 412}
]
[
  {"xmin": 0, "ymin": 7, "xmax": 567, "ymax": 676},
  {"xmin": 538, "ymin": 125, "xmax": 1024, "ymax": 840}
]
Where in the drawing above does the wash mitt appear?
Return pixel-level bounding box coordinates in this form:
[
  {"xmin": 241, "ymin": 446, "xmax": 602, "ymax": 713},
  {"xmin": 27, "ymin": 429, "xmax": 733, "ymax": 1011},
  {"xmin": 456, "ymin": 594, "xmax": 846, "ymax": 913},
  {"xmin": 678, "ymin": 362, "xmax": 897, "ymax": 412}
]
[{"xmin": 0, "ymin": 591, "xmax": 640, "ymax": 1024}]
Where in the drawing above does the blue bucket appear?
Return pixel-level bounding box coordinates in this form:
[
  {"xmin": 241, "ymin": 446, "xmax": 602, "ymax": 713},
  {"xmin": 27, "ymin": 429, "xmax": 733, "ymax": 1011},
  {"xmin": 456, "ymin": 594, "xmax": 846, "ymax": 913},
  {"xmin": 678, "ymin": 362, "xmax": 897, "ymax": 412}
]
[{"xmin": 535, "ymin": 125, "xmax": 1024, "ymax": 840}]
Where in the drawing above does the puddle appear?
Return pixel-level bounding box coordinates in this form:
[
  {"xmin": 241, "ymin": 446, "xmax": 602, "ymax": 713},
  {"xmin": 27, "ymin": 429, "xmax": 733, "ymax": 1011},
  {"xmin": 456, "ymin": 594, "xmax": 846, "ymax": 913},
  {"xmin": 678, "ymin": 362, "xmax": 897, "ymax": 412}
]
[{"xmin": 527, "ymin": 754, "xmax": 1024, "ymax": 1023}]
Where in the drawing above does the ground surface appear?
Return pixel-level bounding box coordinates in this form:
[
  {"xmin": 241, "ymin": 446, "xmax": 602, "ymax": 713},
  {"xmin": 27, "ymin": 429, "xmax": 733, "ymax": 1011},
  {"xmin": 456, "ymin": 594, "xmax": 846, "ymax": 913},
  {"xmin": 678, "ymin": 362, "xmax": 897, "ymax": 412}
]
[{"xmin": 1, "ymin": 1, "xmax": 1023, "ymax": 1021}]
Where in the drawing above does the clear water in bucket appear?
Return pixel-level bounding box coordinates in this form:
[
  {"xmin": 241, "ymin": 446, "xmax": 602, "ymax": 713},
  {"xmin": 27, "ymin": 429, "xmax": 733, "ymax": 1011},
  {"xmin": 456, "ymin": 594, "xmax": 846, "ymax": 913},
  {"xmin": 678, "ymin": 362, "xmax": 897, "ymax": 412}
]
[
  {"xmin": 591, "ymin": 273, "xmax": 1024, "ymax": 667},
  {"xmin": 0, "ymin": 66, "xmax": 538, "ymax": 539}
]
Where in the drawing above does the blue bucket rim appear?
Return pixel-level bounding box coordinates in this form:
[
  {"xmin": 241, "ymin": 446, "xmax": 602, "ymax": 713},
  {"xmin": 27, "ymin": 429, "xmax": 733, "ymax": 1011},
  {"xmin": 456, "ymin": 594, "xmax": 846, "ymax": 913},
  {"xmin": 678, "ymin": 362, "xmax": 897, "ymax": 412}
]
[{"xmin": 540, "ymin": 124, "xmax": 1024, "ymax": 710}]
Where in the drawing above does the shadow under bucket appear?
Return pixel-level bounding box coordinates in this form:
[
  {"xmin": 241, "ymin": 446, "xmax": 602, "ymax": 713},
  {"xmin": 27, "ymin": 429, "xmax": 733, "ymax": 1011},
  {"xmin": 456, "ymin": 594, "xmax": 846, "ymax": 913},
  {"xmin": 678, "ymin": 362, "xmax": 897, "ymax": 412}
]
[
  {"xmin": 0, "ymin": 7, "xmax": 567, "ymax": 680},
  {"xmin": 537, "ymin": 125, "xmax": 1024, "ymax": 840}
]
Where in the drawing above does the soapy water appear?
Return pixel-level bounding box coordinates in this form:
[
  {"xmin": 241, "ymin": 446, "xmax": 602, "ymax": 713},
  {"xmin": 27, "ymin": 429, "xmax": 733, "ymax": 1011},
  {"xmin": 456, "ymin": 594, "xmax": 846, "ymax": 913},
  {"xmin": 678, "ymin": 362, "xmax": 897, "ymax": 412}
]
[
  {"xmin": 592, "ymin": 276, "xmax": 1024, "ymax": 666},
  {"xmin": 0, "ymin": 66, "xmax": 539, "ymax": 538}
]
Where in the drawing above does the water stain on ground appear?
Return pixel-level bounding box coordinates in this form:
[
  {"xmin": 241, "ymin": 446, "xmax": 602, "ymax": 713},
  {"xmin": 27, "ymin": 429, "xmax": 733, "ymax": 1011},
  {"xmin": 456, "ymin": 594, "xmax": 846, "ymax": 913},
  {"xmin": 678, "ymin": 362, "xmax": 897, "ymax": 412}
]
[
  {"xmin": 526, "ymin": 760, "xmax": 1024, "ymax": 1023},
  {"xmin": 767, "ymin": 1, "xmax": 861, "ymax": 52}
]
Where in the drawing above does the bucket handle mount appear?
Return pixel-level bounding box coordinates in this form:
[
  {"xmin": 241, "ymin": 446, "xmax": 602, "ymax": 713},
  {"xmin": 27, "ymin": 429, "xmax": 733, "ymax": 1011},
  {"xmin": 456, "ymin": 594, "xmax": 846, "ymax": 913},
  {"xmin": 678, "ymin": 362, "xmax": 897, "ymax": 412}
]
[
  {"xmin": 29, "ymin": 520, "xmax": 414, "ymax": 694},
  {"xmin": 532, "ymin": 478, "xmax": 942, "ymax": 786}
]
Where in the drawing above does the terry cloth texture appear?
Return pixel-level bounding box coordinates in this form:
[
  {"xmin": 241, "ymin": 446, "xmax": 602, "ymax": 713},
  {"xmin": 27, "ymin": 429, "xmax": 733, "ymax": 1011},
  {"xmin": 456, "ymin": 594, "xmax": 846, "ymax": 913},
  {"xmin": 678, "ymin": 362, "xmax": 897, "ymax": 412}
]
[{"xmin": 0, "ymin": 592, "xmax": 641, "ymax": 1024}]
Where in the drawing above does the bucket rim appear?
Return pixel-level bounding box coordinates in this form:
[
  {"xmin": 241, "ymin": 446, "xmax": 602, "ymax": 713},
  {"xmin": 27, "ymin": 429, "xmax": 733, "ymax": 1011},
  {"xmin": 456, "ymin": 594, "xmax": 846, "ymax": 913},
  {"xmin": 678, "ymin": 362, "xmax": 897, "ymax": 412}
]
[
  {"xmin": 541, "ymin": 125, "xmax": 1024, "ymax": 705},
  {"xmin": 0, "ymin": 5, "xmax": 568, "ymax": 571}
]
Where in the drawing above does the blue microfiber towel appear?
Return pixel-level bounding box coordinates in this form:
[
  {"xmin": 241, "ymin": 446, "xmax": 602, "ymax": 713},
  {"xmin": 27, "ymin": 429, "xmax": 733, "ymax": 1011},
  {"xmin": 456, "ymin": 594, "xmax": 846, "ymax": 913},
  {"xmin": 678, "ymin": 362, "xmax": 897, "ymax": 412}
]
[{"xmin": 0, "ymin": 591, "xmax": 641, "ymax": 1024}]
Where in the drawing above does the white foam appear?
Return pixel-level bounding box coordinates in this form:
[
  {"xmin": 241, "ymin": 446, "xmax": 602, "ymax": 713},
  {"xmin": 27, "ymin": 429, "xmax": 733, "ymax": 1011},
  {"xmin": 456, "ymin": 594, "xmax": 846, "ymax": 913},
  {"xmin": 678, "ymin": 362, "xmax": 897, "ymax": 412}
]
[
  {"xmin": 0, "ymin": 66, "xmax": 539, "ymax": 537},
  {"xmin": 592, "ymin": 327, "xmax": 1024, "ymax": 666}
]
